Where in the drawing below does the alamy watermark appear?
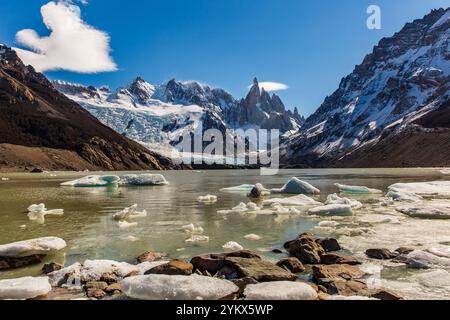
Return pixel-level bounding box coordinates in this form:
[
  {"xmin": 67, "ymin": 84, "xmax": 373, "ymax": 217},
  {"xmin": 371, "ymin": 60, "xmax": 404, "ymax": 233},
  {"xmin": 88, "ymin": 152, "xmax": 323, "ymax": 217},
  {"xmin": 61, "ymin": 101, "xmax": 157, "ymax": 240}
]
[{"xmin": 367, "ymin": 5, "xmax": 382, "ymax": 30}]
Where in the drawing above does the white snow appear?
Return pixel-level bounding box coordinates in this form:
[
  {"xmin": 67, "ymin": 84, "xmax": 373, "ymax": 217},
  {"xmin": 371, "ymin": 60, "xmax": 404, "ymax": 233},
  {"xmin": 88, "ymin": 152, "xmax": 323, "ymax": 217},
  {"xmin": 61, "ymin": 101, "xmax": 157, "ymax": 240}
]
[
  {"xmin": 271, "ymin": 177, "xmax": 320, "ymax": 195},
  {"xmin": 0, "ymin": 237, "xmax": 66, "ymax": 258},
  {"xmin": 335, "ymin": 183, "xmax": 382, "ymax": 194},
  {"xmin": 222, "ymin": 241, "xmax": 244, "ymax": 251},
  {"xmin": 0, "ymin": 277, "xmax": 51, "ymax": 300},
  {"xmin": 307, "ymin": 204, "xmax": 353, "ymax": 216},
  {"xmin": 244, "ymin": 234, "xmax": 262, "ymax": 241},
  {"xmin": 119, "ymin": 174, "xmax": 168, "ymax": 186},
  {"xmin": 244, "ymin": 282, "xmax": 317, "ymax": 300},
  {"xmin": 112, "ymin": 204, "xmax": 147, "ymax": 221},
  {"xmin": 388, "ymin": 181, "xmax": 450, "ymax": 198},
  {"xmin": 197, "ymin": 195, "xmax": 218, "ymax": 203},
  {"xmin": 61, "ymin": 175, "xmax": 120, "ymax": 187},
  {"xmin": 121, "ymin": 274, "xmax": 239, "ymax": 300},
  {"xmin": 263, "ymin": 195, "xmax": 323, "ymax": 207},
  {"xmin": 325, "ymin": 193, "xmax": 363, "ymax": 209}
]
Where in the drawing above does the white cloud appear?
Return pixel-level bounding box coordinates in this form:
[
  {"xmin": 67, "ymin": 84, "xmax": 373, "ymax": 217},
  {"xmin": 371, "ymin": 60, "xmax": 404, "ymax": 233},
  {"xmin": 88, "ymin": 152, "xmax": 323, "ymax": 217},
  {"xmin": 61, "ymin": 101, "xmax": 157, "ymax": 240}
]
[
  {"xmin": 249, "ymin": 81, "xmax": 289, "ymax": 92},
  {"xmin": 14, "ymin": 1, "xmax": 117, "ymax": 73}
]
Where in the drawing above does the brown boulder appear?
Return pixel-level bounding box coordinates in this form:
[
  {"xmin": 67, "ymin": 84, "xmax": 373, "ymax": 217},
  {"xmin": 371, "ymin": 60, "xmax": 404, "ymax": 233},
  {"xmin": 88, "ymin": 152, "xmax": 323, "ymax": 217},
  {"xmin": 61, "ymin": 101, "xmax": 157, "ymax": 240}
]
[
  {"xmin": 100, "ymin": 272, "xmax": 120, "ymax": 284},
  {"xmin": 232, "ymin": 277, "xmax": 259, "ymax": 294},
  {"xmin": 224, "ymin": 257, "xmax": 297, "ymax": 282},
  {"xmin": 316, "ymin": 238, "xmax": 341, "ymax": 252},
  {"xmin": 86, "ymin": 288, "xmax": 106, "ymax": 299},
  {"xmin": 276, "ymin": 258, "xmax": 306, "ymax": 273},
  {"xmin": 318, "ymin": 278, "xmax": 370, "ymax": 296},
  {"xmin": 136, "ymin": 251, "xmax": 167, "ymax": 263},
  {"xmin": 42, "ymin": 262, "xmax": 64, "ymax": 274},
  {"xmin": 286, "ymin": 233, "xmax": 324, "ymax": 264},
  {"xmin": 145, "ymin": 259, "xmax": 193, "ymax": 276},
  {"xmin": 85, "ymin": 281, "xmax": 108, "ymax": 291},
  {"xmin": 190, "ymin": 250, "xmax": 261, "ymax": 275},
  {"xmin": 312, "ymin": 264, "xmax": 365, "ymax": 281},
  {"xmin": 370, "ymin": 289, "xmax": 403, "ymax": 300},
  {"xmin": 320, "ymin": 253, "xmax": 361, "ymax": 266},
  {"xmin": 0, "ymin": 255, "xmax": 45, "ymax": 270},
  {"xmin": 105, "ymin": 283, "xmax": 122, "ymax": 294},
  {"xmin": 365, "ymin": 248, "xmax": 399, "ymax": 260}
]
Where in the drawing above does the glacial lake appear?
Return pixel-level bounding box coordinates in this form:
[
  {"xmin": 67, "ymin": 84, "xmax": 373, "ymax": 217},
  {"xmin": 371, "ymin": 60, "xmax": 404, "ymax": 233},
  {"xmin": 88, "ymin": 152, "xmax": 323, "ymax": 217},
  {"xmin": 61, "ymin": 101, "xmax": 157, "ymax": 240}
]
[{"xmin": 1, "ymin": 168, "xmax": 450, "ymax": 299}]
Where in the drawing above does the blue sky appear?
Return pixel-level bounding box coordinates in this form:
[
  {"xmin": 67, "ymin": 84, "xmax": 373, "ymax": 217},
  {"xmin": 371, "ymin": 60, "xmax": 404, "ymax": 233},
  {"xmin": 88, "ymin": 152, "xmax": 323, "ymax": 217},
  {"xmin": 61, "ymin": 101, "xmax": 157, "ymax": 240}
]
[{"xmin": 1, "ymin": 0, "xmax": 449, "ymax": 116}]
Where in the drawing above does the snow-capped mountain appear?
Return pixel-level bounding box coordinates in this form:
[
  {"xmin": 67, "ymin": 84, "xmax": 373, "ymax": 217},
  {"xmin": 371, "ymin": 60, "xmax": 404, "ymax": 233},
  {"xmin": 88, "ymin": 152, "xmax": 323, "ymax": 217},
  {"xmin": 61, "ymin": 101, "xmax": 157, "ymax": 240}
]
[
  {"xmin": 282, "ymin": 8, "xmax": 449, "ymax": 167},
  {"xmin": 53, "ymin": 77, "xmax": 303, "ymax": 154}
]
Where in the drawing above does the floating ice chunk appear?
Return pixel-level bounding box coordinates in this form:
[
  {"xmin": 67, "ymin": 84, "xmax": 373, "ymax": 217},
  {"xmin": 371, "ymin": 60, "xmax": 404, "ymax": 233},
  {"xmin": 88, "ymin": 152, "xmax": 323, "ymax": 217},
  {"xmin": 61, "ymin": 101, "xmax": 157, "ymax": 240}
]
[
  {"xmin": 263, "ymin": 195, "xmax": 323, "ymax": 207},
  {"xmin": 415, "ymin": 269, "xmax": 450, "ymax": 289},
  {"xmin": 28, "ymin": 209, "xmax": 64, "ymax": 224},
  {"xmin": 407, "ymin": 250, "xmax": 450, "ymax": 269},
  {"xmin": 220, "ymin": 184, "xmax": 257, "ymax": 193},
  {"xmin": 386, "ymin": 191, "xmax": 423, "ymax": 202},
  {"xmin": 121, "ymin": 274, "xmax": 239, "ymax": 300},
  {"xmin": 217, "ymin": 202, "xmax": 261, "ymax": 214},
  {"xmin": 112, "ymin": 204, "xmax": 147, "ymax": 221},
  {"xmin": 117, "ymin": 221, "xmax": 138, "ymax": 229},
  {"xmin": 308, "ymin": 204, "xmax": 353, "ymax": 216},
  {"xmin": 0, "ymin": 237, "xmax": 66, "ymax": 258},
  {"xmin": 48, "ymin": 263, "xmax": 82, "ymax": 287},
  {"xmin": 0, "ymin": 277, "xmax": 51, "ymax": 300},
  {"xmin": 326, "ymin": 295, "xmax": 378, "ymax": 300},
  {"xmin": 335, "ymin": 183, "xmax": 382, "ymax": 194},
  {"xmin": 197, "ymin": 195, "xmax": 218, "ymax": 204},
  {"xmin": 1, "ymin": 177, "xmax": 9, "ymax": 181},
  {"xmin": 244, "ymin": 234, "xmax": 262, "ymax": 241},
  {"xmin": 388, "ymin": 181, "xmax": 450, "ymax": 197},
  {"xmin": 125, "ymin": 235, "xmax": 139, "ymax": 242},
  {"xmin": 61, "ymin": 175, "xmax": 120, "ymax": 187},
  {"xmin": 27, "ymin": 203, "xmax": 46, "ymax": 213},
  {"xmin": 427, "ymin": 247, "xmax": 450, "ymax": 259},
  {"xmin": 326, "ymin": 194, "xmax": 363, "ymax": 209},
  {"xmin": 271, "ymin": 177, "xmax": 320, "ymax": 195},
  {"xmin": 223, "ymin": 241, "xmax": 244, "ymax": 251},
  {"xmin": 244, "ymin": 282, "xmax": 317, "ymax": 300},
  {"xmin": 182, "ymin": 224, "xmax": 204, "ymax": 235},
  {"xmin": 396, "ymin": 203, "xmax": 450, "ymax": 219},
  {"xmin": 185, "ymin": 235, "xmax": 210, "ymax": 244},
  {"xmin": 318, "ymin": 220, "xmax": 340, "ymax": 227},
  {"xmin": 120, "ymin": 174, "xmax": 168, "ymax": 186},
  {"xmin": 441, "ymin": 169, "xmax": 450, "ymax": 175}
]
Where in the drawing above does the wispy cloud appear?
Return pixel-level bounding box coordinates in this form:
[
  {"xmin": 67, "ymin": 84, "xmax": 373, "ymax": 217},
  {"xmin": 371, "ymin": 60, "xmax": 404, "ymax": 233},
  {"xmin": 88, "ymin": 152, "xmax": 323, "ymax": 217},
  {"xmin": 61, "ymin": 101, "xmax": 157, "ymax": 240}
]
[
  {"xmin": 14, "ymin": 1, "xmax": 117, "ymax": 73},
  {"xmin": 249, "ymin": 81, "xmax": 289, "ymax": 92}
]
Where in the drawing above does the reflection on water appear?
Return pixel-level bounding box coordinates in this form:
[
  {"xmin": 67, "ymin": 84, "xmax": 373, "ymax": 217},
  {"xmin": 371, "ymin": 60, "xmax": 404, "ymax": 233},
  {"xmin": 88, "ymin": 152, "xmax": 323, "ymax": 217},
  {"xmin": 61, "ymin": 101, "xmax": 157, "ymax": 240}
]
[{"xmin": 0, "ymin": 168, "xmax": 447, "ymax": 283}]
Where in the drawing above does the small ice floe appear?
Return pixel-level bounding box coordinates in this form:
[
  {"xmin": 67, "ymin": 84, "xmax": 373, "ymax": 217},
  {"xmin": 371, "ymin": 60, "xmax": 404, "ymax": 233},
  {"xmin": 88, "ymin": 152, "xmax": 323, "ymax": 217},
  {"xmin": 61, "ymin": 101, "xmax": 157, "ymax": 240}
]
[
  {"xmin": 0, "ymin": 237, "xmax": 66, "ymax": 258},
  {"xmin": 335, "ymin": 183, "xmax": 382, "ymax": 194},
  {"xmin": 220, "ymin": 184, "xmax": 256, "ymax": 193},
  {"xmin": 61, "ymin": 175, "xmax": 120, "ymax": 187},
  {"xmin": 182, "ymin": 224, "xmax": 204, "ymax": 235},
  {"xmin": 218, "ymin": 202, "xmax": 262, "ymax": 214},
  {"xmin": 125, "ymin": 235, "xmax": 140, "ymax": 242},
  {"xmin": 112, "ymin": 204, "xmax": 147, "ymax": 221},
  {"xmin": 0, "ymin": 277, "xmax": 52, "ymax": 300},
  {"xmin": 406, "ymin": 250, "xmax": 450, "ymax": 269},
  {"xmin": 185, "ymin": 235, "xmax": 210, "ymax": 244},
  {"xmin": 27, "ymin": 203, "xmax": 64, "ymax": 224},
  {"xmin": 325, "ymin": 295, "xmax": 378, "ymax": 301},
  {"xmin": 244, "ymin": 282, "xmax": 317, "ymax": 300},
  {"xmin": 117, "ymin": 221, "xmax": 138, "ymax": 229},
  {"xmin": 119, "ymin": 174, "xmax": 168, "ymax": 186},
  {"xmin": 263, "ymin": 195, "xmax": 323, "ymax": 207},
  {"xmin": 222, "ymin": 241, "xmax": 244, "ymax": 251},
  {"xmin": 388, "ymin": 181, "xmax": 450, "ymax": 198},
  {"xmin": 19, "ymin": 225, "xmax": 27, "ymax": 230},
  {"xmin": 244, "ymin": 234, "xmax": 262, "ymax": 241},
  {"xmin": 326, "ymin": 194, "xmax": 363, "ymax": 209},
  {"xmin": 1, "ymin": 177, "xmax": 9, "ymax": 181},
  {"xmin": 386, "ymin": 191, "xmax": 423, "ymax": 202},
  {"xmin": 307, "ymin": 204, "xmax": 353, "ymax": 216},
  {"xmin": 441, "ymin": 169, "xmax": 450, "ymax": 175},
  {"xmin": 197, "ymin": 194, "xmax": 218, "ymax": 204},
  {"xmin": 271, "ymin": 177, "xmax": 320, "ymax": 195},
  {"xmin": 247, "ymin": 183, "xmax": 270, "ymax": 198},
  {"xmin": 318, "ymin": 220, "xmax": 340, "ymax": 227},
  {"xmin": 396, "ymin": 203, "xmax": 450, "ymax": 219},
  {"xmin": 121, "ymin": 274, "xmax": 239, "ymax": 300}
]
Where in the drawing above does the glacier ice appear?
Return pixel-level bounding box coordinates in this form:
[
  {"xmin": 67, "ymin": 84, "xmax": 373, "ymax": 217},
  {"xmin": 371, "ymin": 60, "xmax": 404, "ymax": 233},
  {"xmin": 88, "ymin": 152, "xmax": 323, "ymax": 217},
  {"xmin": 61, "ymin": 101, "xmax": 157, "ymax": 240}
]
[
  {"xmin": 271, "ymin": 177, "xmax": 320, "ymax": 195},
  {"xmin": 217, "ymin": 202, "xmax": 262, "ymax": 214},
  {"xmin": 220, "ymin": 184, "xmax": 257, "ymax": 193},
  {"xmin": 263, "ymin": 195, "xmax": 323, "ymax": 207},
  {"xmin": 26, "ymin": 203, "xmax": 64, "ymax": 224},
  {"xmin": 0, "ymin": 237, "xmax": 66, "ymax": 258},
  {"xmin": 181, "ymin": 224, "xmax": 204, "ymax": 235},
  {"xmin": 388, "ymin": 181, "xmax": 450, "ymax": 197},
  {"xmin": 386, "ymin": 190, "xmax": 423, "ymax": 202},
  {"xmin": 307, "ymin": 204, "xmax": 353, "ymax": 216},
  {"xmin": 222, "ymin": 241, "xmax": 244, "ymax": 251},
  {"xmin": 244, "ymin": 282, "xmax": 317, "ymax": 300},
  {"xmin": 112, "ymin": 204, "xmax": 147, "ymax": 221},
  {"xmin": 197, "ymin": 194, "xmax": 218, "ymax": 203},
  {"xmin": 407, "ymin": 250, "xmax": 450, "ymax": 269},
  {"xmin": 325, "ymin": 193, "xmax": 363, "ymax": 209},
  {"xmin": 61, "ymin": 175, "xmax": 120, "ymax": 187},
  {"xmin": 0, "ymin": 277, "xmax": 51, "ymax": 300},
  {"xmin": 244, "ymin": 234, "xmax": 262, "ymax": 241},
  {"xmin": 119, "ymin": 174, "xmax": 168, "ymax": 186},
  {"xmin": 117, "ymin": 221, "xmax": 138, "ymax": 229},
  {"xmin": 396, "ymin": 203, "xmax": 450, "ymax": 219},
  {"xmin": 121, "ymin": 274, "xmax": 239, "ymax": 300},
  {"xmin": 335, "ymin": 183, "xmax": 382, "ymax": 194},
  {"xmin": 185, "ymin": 235, "xmax": 210, "ymax": 244}
]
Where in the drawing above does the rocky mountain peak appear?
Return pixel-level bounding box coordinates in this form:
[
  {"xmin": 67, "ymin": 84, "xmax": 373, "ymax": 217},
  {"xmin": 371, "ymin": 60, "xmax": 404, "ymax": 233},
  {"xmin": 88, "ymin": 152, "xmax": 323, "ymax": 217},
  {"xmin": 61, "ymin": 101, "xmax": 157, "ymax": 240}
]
[{"xmin": 127, "ymin": 76, "xmax": 155, "ymax": 104}]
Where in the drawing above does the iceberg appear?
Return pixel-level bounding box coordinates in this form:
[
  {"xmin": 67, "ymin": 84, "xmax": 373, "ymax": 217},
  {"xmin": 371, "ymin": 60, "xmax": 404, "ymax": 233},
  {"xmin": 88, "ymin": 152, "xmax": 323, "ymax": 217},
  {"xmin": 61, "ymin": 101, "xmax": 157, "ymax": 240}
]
[
  {"xmin": 121, "ymin": 274, "xmax": 239, "ymax": 300},
  {"xmin": 263, "ymin": 195, "xmax": 323, "ymax": 207},
  {"xmin": 271, "ymin": 177, "xmax": 320, "ymax": 195},
  {"xmin": 244, "ymin": 234, "xmax": 262, "ymax": 241},
  {"xmin": 335, "ymin": 183, "xmax": 382, "ymax": 194},
  {"xmin": 112, "ymin": 204, "xmax": 147, "ymax": 221},
  {"xmin": 222, "ymin": 241, "xmax": 244, "ymax": 251},
  {"xmin": 307, "ymin": 204, "xmax": 353, "ymax": 216},
  {"xmin": 197, "ymin": 195, "xmax": 218, "ymax": 203},
  {"xmin": 244, "ymin": 282, "xmax": 317, "ymax": 300},
  {"xmin": 0, "ymin": 277, "xmax": 51, "ymax": 300},
  {"xmin": 185, "ymin": 235, "xmax": 210, "ymax": 244},
  {"xmin": 396, "ymin": 203, "xmax": 450, "ymax": 219},
  {"xmin": 325, "ymin": 194, "xmax": 363, "ymax": 209},
  {"xmin": 27, "ymin": 203, "xmax": 46, "ymax": 213},
  {"xmin": 26, "ymin": 203, "xmax": 64, "ymax": 224},
  {"xmin": 120, "ymin": 174, "xmax": 168, "ymax": 186},
  {"xmin": 61, "ymin": 175, "xmax": 120, "ymax": 187},
  {"xmin": 0, "ymin": 237, "xmax": 66, "ymax": 258},
  {"xmin": 388, "ymin": 181, "xmax": 450, "ymax": 197}
]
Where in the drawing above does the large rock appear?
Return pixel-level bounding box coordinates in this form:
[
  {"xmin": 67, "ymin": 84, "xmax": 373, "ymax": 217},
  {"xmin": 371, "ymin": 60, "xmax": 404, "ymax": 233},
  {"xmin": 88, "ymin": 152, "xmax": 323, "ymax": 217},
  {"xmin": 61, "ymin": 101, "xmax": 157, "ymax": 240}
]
[
  {"xmin": 365, "ymin": 248, "xmax": 399, "ymax": 260},
  {"xmin": 0, "ymin": 237, "xmax": 66, "ymax": 258},
  {"xmin": 276, "ymin": 258, "xmax": 305, "ymax": 273},
  {"xmin": 0, "ymin": 277, "xmax": 51, "ymax": 300},
  {"xmin": 121, "ymin": 274, "xmax": 239, "ymax": 300},
  {"xmin": 316, "ymin": 238, "xmax": 341, "ymax": 252},
  {"xmin": 407, "ymin": 250, "xmax": 450, "ymax": 269},
  {"xmin": 244, "ymin": 281, "xmax": 318, "ymax": 300},
  {"xmin": 190, "ymin": 250, "xmax": 261, "ymax": 275},
  {"xmin": 271, "ymin": 177, "xmax": 320, "ymax": 195},
  {"xmin": 285, "ymin": 233, "xmax": 325, "ymax": 264},
  {"xmin": 0, "ymin": 255, "xmax": 45, "ymax": 270},
  {"xmin": 224, "ymin": 257, "xmax": 297, "ymax": 282},
  {"xmin": 145, "ymin": 259, "xmax": 193, "ymax": 276},
  {"xmin": 312, "ymin": 264, "xmax": 365, "ymax": 281},
  {"xmin": 320, "ymin": 253, "xmax": 361, "ymax": 266},
  {"xmin": 318, "ymin": 278, "xmax": 370, "ymax": 296}
]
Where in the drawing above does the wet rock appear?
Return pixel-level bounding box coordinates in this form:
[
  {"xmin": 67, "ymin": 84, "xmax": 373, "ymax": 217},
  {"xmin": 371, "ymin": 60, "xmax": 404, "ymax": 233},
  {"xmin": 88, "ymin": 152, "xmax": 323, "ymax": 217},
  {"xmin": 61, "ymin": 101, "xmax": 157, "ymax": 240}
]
[
  {"xmin": 248, "ymin": 183, "xmax": 264, "ymax": 198},
  {"xmin": 225, "ymin": 257, "xmax": 297, "ymax": 282},
  {"xmin": 105, "ymin": 283, "xmax": 122, "ymax": 294},
  {"xmin": 85, "ymin": 281, "xmax": 108, "ymax": 291},
  {"xmin": 276, "ymin": 258, "xmax": 306, "ymax": 273},
  {"xmin": 100, "ymin": 272, "xmax": 120, "ymax": 285},
  {"xmin": 0, "ymin": 255, "xmax": 44, "ymax": 270},
  {"xmin": 316, "ymin": 238, "xmax": 341, "ymax": 252},
  {"xmin": 285, "ymin": 233, "xmax": 325, "ymax": 264},
  {"xmin": 395, "ymin": 247, "xmax": 415, "ymax": 255},
  {"xmin": 190, "ymin": 250, "xmax": 261, "ymax": 275},
  {"xmin": 136, "ymin": 251, "xmax": 167, "ymax": 263},
  {"xmin": 272, "ymin": 248, "xmax": 284, "ymax": 254},
  {"xmin": 42, "ymin": 262, "xmax": 64, "ymax": 274},
  {"xmin": 86, "ymin": 288, "xmax": 106, "ymax": 299},
  {"xmin": 232, "ymin": 277, "xmax": 259, "ymax": 294},
  {"xmin": 320, "ymin": 253, "xmax": 361, "ymax": 266},
  {"xmin": 145, "ymin": 259, "xmax": 193, "ymax": 276},
  {"xmin": 30, "ymin": 168, "xmax": 44, "ymax": 173},
  {"xmin": 312, "ymin": 264, "xmax": 365, "ymax": 281},
  {"xmin": 407, "ymin": 250, "xmax": 450, "ymax": 268},
  {"xmin": 370, "ymin": 289, "xmax": 403, "ymax": 300},
  {"xmin": 317, "ymin": 278, "xmax": 370, "ymax": 296},
  {"xmin": 365, "ymin": 248, "xmax": 399, "ymax": 260}
]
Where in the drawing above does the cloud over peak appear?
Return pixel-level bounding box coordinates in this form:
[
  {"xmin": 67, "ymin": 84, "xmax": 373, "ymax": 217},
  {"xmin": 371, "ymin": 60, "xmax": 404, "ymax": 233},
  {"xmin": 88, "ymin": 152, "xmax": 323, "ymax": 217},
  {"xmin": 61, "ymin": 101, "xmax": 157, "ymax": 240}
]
[
  {"xmin": 14, "ymin": 1, "xmax": 117, "ymax": 73},
  {"xmin": 249, "ymin": 81, "xmax": 289, "ymax": 92}
]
